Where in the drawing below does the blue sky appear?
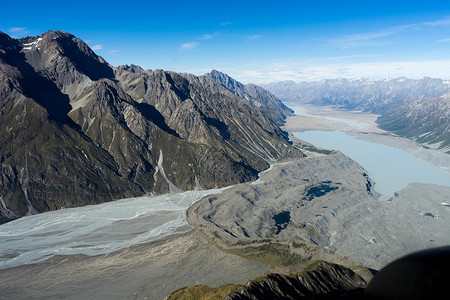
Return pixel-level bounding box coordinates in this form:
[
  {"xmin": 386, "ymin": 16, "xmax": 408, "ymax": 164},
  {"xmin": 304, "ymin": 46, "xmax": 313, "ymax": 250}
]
[{"xmin": 2, "ymin": 0, "xmax": 450, "ymax": 83}]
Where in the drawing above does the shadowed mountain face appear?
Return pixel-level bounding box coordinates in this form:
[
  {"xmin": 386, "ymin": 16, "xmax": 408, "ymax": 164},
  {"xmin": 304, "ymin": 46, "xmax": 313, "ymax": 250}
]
[
  {"xmin": 165, "ymin": 261, "xmax": 367, "ymax": 300},
  {"xmin": 166, "ymin": 247, "xmax": 450, "ymax": 300},
  {"xmin": 226, "ymin": 261, "xmax": 367, "ymax": 300},
  {"xmin": 0, "ymin": 30, "xmax": 303, "ymax": 224}
]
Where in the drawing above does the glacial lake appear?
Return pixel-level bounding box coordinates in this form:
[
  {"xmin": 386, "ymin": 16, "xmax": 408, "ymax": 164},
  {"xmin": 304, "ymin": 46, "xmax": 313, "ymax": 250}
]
[{"xmin": 294, "ymin": 130, "xmax": 450, "ymax": 198}]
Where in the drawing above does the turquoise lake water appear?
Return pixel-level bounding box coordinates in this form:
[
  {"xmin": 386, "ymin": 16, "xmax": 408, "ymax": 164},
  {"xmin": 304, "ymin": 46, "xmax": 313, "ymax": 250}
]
[{"xmin": 294, "ymin": 130, "xmax": 450, "ymax": 198}]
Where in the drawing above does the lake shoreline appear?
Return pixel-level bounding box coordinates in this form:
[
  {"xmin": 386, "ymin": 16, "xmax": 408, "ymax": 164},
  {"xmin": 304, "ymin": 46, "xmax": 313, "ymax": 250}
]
[{"xmin": 283, "ymin": 104, "xmax": 450, "ymax": 175}]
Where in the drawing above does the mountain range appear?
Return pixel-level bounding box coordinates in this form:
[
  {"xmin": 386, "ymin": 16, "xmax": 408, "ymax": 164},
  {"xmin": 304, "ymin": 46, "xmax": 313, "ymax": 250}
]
[
  {"xmin": 0, "ymin": 30, "xmax": 302, "ymax": 224},
  {"xmin": 262, "ymin": 77, "xmax": 450, "ymax": 114},
  {"xmin": 262, "ymin": 78, "xmax": 450, "ymax": 153}
]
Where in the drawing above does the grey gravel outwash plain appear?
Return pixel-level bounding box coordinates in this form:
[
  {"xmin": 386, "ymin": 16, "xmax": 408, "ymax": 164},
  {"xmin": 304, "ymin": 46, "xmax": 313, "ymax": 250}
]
[
  {"xmin": 2, "ymin": 147, "xmax": 448, "ymax": 299},
  {"xmin": 187, "ymin": 150, "xmax": 450, "ymax": 271},
  {"xmin": 0, "ymin": 230, "xmax": 269, "ymax": 300},
  {"xmin": 187, "ymin": 105, "xmax": 450, "ymax": 273},
  {"xmin": 1, "ymin": 116, "xmax": 449, "ymax": 299}
]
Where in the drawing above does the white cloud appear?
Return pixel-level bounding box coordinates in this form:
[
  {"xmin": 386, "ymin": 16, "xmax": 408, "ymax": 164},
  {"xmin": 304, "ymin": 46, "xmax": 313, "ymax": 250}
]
[
  {"xmin": 215, "ymin": 59, "xmax": 450, "ymax": 84},
  {"xmin": 7, "ymin": 27, "xmax": 29, "ymax": 37},
  {"xmin": 180, "ymin": 42, "xmax": 199, "ymax": 50},
  {"xmin": 91, "ymin": 45, "xmax": 103, "ymax": 50},
  {"xmin": 109, "ymin": 50, "xmax": 120, "ymax": 53},
  {"xmin": 212, "ymin": 62, "xmax": 232, "ymax": 67},
  {"xmin": 423, "ymin": 18, "xmax": 450, "ymax": 26},
  {"xmin": 329, "ymin": 24, "xmax": 415, "ymax": 48},
  {"xmin": 198, "ymin": 34, "xmax": 214, "ymax": 40},
  {"xmin": 309, "ymin": 54, "xmax": 380, "ymax": 62},
  {"xmin": 220, "ymin": 22, "xmax": 231, "ymax": 26},
  {"xmin": 437, "ymin": 38, "xmax": 450, "ymax": 43},
  {"xmin": 9, "ymin": 27, "xmax": 27, "ymax": 33},
  {"xmin": 329, "ymin": 18, "xmax": 450, "ymax": 49},
  {"xmin": 173, "ymin": 65, "xmax": 188, "ymax": 70},
  {"xmin": 245, "ymin": 34, "xmax": 263, "ymax": 41}
]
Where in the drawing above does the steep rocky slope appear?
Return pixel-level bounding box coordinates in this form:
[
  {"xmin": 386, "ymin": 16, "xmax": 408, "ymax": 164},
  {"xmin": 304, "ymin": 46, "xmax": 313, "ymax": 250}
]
[
  {"xmin": 376, "ymin": 93, "xmax": 450, "ymax": 153},
  {"xmin": 0, "ymin": 31, "xmax": 135, "ymax": 223},
  {"xmin": 166, "ymin": 261, "xmax": 367, "ymax": 300},
  {"xmin": 166, "ymin": 246, "xmax": 450, "ymax": 300},
  {"xmin": 0, "ymin": 30, "xmax": 303, "ymax": 223},
  {"xmin": 204, "ymin": 69, "xmax": 294, "ymax": 126},
  {"xmin": 226, "ymin": 261, "xmax": 366, "ymax": 300}
]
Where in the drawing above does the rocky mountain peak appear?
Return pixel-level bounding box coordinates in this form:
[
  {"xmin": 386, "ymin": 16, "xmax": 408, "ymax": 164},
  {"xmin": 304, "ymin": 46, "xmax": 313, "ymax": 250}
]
[
  {"xmin": 116, "ymin": 64, "xmax": 147, "ymax": 74},
  {"xmin": 0, "ymin": 31, "xmax": 17, "ymax": 51},
  {"xmin": 205, "ymin": 69, "xmax": 246, "ymax": 91},
  {"xmin": 0, "ymin": 30, "xmax": 304, "ymax": 224},
  {"xmin": 17, "ymin": 30, "xmax": 114, "ymax": 84},
  {"xmin": 204, "ymin": 70, "xmax": 293, "ymax": 125}
]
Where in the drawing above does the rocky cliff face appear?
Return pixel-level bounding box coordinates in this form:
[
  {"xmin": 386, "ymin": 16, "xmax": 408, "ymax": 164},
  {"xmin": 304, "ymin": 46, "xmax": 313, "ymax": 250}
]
[
  {"xmin": 204, "ymin": 70, "xmax": 294, "ymax": 126},
  {"xmin": 0, "ymin": 30, "xmax": 303, "ymax": 223}
]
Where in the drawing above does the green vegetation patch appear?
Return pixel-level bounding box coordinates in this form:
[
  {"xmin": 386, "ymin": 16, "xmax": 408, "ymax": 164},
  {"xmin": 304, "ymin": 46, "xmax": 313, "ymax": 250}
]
[
  {"xmin": 225, "ymin": 242, "xmax": 303, "ymax": 267},
  {"xmin": 165, "ymin": 284, "xmax": 239, "ymax": 300},
  {"xmin": 296, "ymin": 144, "xmax": 333, "ymax": 155}
]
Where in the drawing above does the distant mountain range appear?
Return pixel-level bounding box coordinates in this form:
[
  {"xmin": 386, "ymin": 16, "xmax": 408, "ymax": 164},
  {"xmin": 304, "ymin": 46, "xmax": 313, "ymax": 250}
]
[
  {"xmin": 262, "ymin": 78, "xmax": 450, "ymax": 153},
  {"xmin": 262, "ymin": 78, "xmax": 450, "ymax": 114},
  {"xmin": 0, "ymin": 30, "xmax": 302, "ymax": 224}
]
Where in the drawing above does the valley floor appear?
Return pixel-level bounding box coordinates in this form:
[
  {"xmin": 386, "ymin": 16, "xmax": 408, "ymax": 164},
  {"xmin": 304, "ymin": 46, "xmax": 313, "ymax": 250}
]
[
  {"xmin": 1, "ymin": 145, "xmax": 449, "ymax": 299},
  {"xmin": 0, "ymin": 230, "xmax": 268, "ymax": 300},
  {"xmin": 2, "ymin": 104, "xmax": 449, "ymax": 300},
  {"xmin": 283, "ymin": 104, "xmax": 450, "ymax": 174}
]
